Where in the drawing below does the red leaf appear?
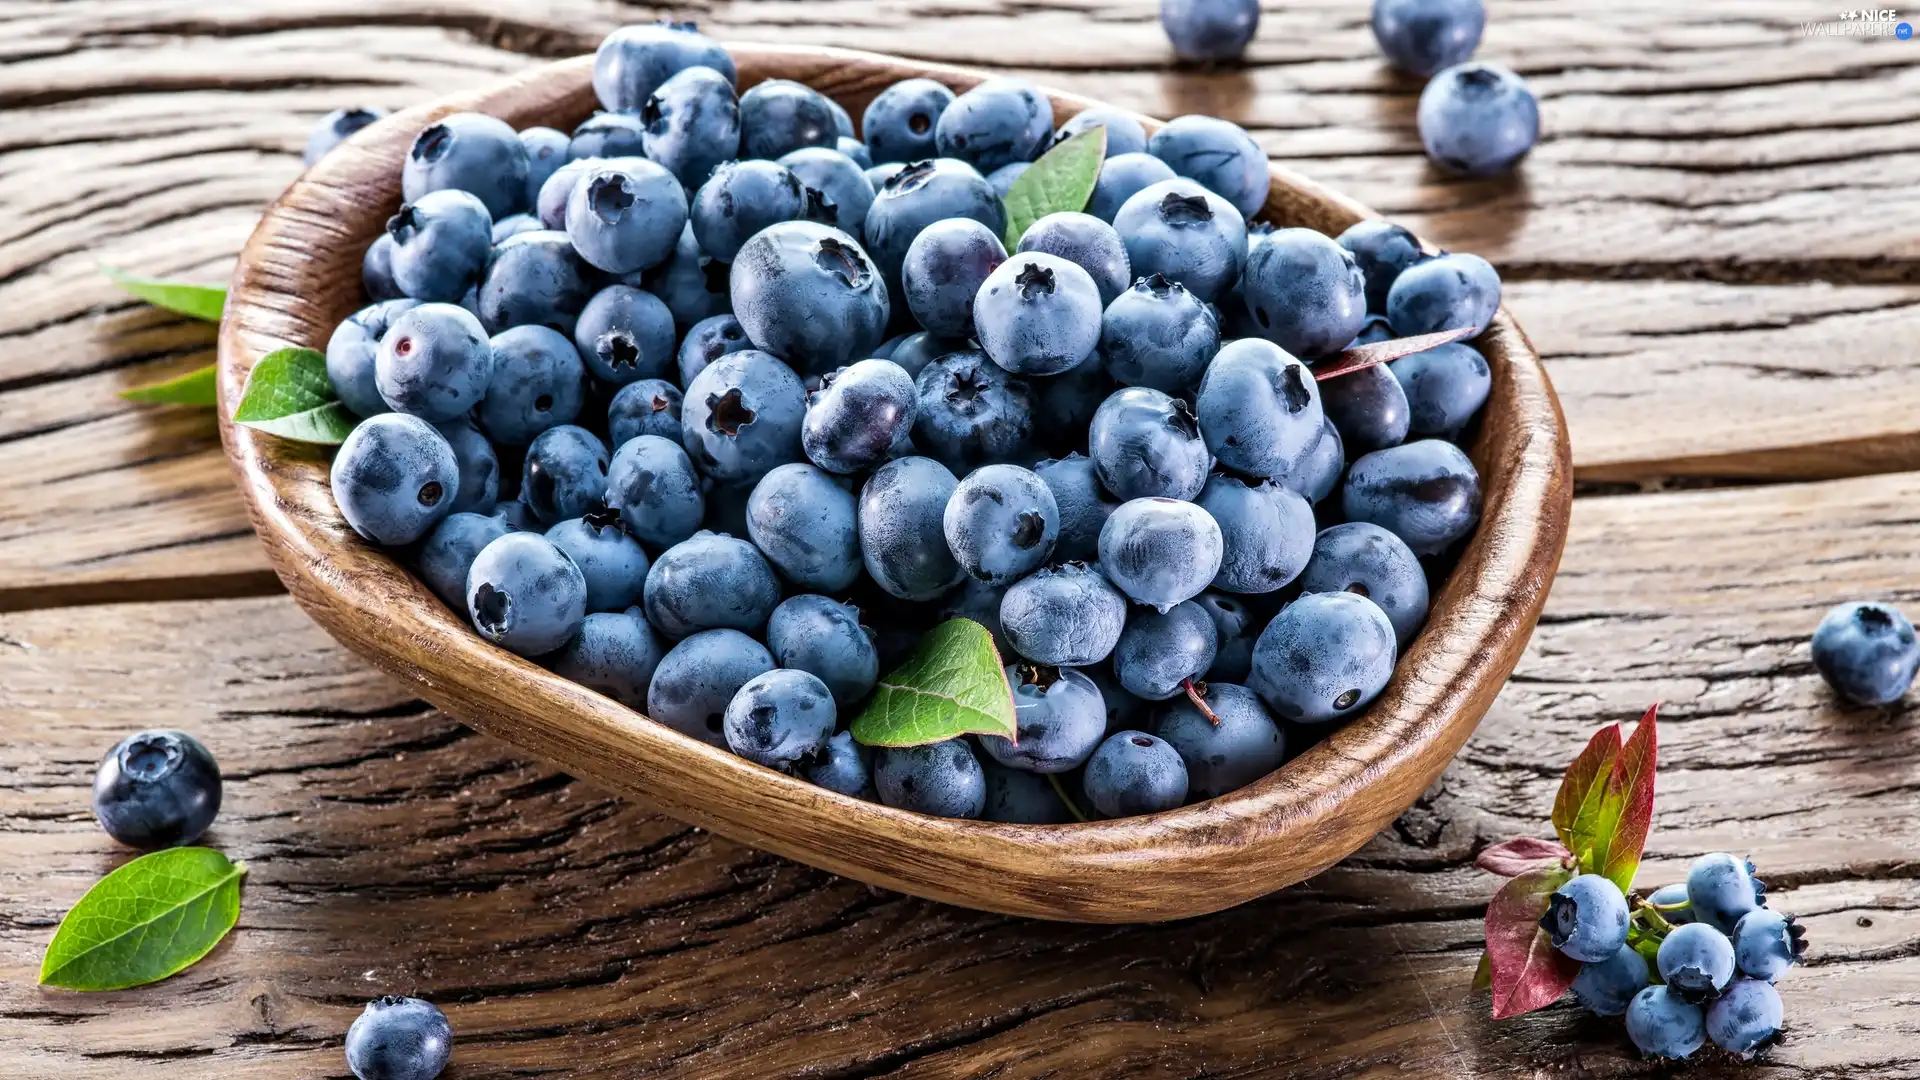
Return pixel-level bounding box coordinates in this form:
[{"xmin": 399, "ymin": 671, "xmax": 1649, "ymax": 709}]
[
  {"xmin": 1476, "ymin": 837, "xmax": 1574, "ymax": 877},
  {"xmin": 1551, "ymin": 722, "xmax": 1621, "ymax": 858},
  {"xmin": 1484, "ymin": 867, "xmax": 1580, "ymax": 1019},
  {"xmin": 1312, "ymin": 326, "xmax": 1478, "ymax": 382},
  {"xmin": 1595, "ymin": 704, "xmax": 1659, "ymax": 893}
]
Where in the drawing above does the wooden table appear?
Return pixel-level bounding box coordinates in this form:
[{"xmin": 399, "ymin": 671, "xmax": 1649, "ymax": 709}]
[{"xmin": 3, "ymin": 2, "xmax": 1917, "ymax": 1077}]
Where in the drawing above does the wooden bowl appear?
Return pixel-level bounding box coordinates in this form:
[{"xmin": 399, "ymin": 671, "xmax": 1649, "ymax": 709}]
[{"xmin": 217, "ymin": 44, "xmax": 1571, "ymax": 923}]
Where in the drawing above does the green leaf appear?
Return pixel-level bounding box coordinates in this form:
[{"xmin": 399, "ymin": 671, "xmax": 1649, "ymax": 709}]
[
  {"xmin": 1470, "ymin": 950, "xmax": 1492, "ymax": 991},
  {"xmin": 40, "ymin": 848, "xmax": 247, "ymax": 991},
  {"xmin": 233, "ymin": 347, "xmax": 356, "ymax": 445},
  {"xmin": 1001, "ymin": 126, "xmax": 1108, "ymax": 249},
  {"xmin": 1551, "ymin": 722, "xmax": 1621, "ymax": 861},
  {"xmin": 851, "ymin": 618, "xmax": 1016, "ymax": 747},
  {"xmin": 119, "ymin": 365, "xmax": 218, "ymax": 407},
  {"xmin": 1589, "ymin": 705, "xmax": 1660, "ymax": 894},
  {"xmin": 100, "ymin": 266, "xmax": 227, "ymax": 323}
]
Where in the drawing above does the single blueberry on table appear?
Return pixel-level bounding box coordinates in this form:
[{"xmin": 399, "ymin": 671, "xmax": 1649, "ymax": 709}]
[
  {"xmin": 1706, "ymin": 978, "xmax": 1783, "ymax": 1059},
  {"xmin": 1687, "ymin": 852, "xmax": 1766, "ymax": 934},
  {"xmin": 1390, "ymin": 341, "xmax": 1491, "ymax": 438},
  {"xmin": 1034, "ymin": 454, "xmax": 1117, "ymax": 563},
  {"xmin": 1100, "ymin": 274, "xmax": 1219, "ymax": 394},
  {"xmin": 1017, "ymin": 212, "xmax": 1132, "ymax": 309},
  {"xmin": 1658, "ymin": 922, "xmax": 1738, "ymax": 1002},
  {"xmin": 902, "ymin": 217, "xmax": 1007, "ymax": 340},
  {"xmin": 1418, "ymin": 61, "xmax": 1540, "ymax": 177},
  {"xmin": 476, "ymin": 229, "xmax": 596, "ymax": 336},
  {"xmin": 1088, "ymin": 386, "xmax": 1211, "ymax": 502},
  {"xmin": 1571, "ymin": 944, "xmax": 1652, "ymax": 1017},
  {"xmin": 980, "ymin": 663, "xmax": 1109, "ymax": 774},
  {"xmin": 567, "ymin": 110, "xmax": 648, "ymax": 161},
  {"xmin": 1248, "ymin": 591, "xmax": 1397, "ymax": 723},
  {"xmin": 983, "ymin": 759, "xmax": 1075, "ymax": 824},
  {"xmin": 565, "ymin": 158, "xmax": 688, "ymax": 275},
  {"xmin": 1298, "ymin": 522, "xmax": 1430, "ymax": 647},
  {"xmin": 546, "ymin": 507, "xmax": 651, "ymax": 613},
  {"xmin": 1336, "ymin": 218, "xmax": 1428, "ymax": 314},
  {"xmin": 1240, "ymin": 227, "xmax": 1368, "ymax": 360},
  {"xmin": 574, "ymin": 284, "xmax": 677, "ymax": 386},
  {"xmin": 345, "ymin": 995, "xmax": 451, "ymax": 1080},
  {"xmin": 1159, "ymin": 0, "xmax": 1261, "ymax": 62},
  {"xmin": 999, "ymin": 562, "xmax": 1128, "ymax": 666},
  {"xmin": 1099, "ymin": 497, "xmax": 1224, "ymax": 612},
  {"xmin": 519, "ymin": 126, "xmax": 570, "ymax": 209},
  {"xmin": 1321, "ymin": 363, "xmax": 1411, "ymax": 456},
  {"xmin": 1113, "ymin": 178, "xmax": 1248, "ymax": 304},
  {"xmin": 767, "ymin": 594, "xmax": 879, "ymax": 706},
  {"xmin": 678, "ymin": 313, "xmax": 753, "ymax": 388},
  {"xmin": 690, "ymin": 158, "xmax": 810, "ymax": 265},
  {"xmin": 363, "ymin": 232, "xmax": 403, "ymax": 301},
  {"xmin": 328, "ymin": 299, "xmax": 419, "ymax": 419},
  {"xmin": 1195, "ymin": 473, "xmax": 1316, "ymax": 594},
  {"xmin": 803, "ymin": 730, "xmax": 877, "ymax": 800},
  {"xmin": 605, "ymin": 434, "xmax": 706, "ymax": 548},
  {"xmin": 642, "ymin": 223, "xmax": 733, "ymax": 329},
  {"xmin": 1087, "ymin": 152, "xmax": 1178, "ymax": 224},
  {"xmin": 434, "ymin": 419, "xmax": 499, "ymax": 514},
  {"xmin": 1625, "ymin": 985, "xmax": 1705, "ymax": 1061},
  {"xmin": 608, "ymin": 378, "xmax": 684, "ymax": 448},
  {"xmin": 943, "ymin": 463, "xmax": 1060, "ymax": 586},
  {"xmin": 911, "ymin": 349, "xmax": 1036, "ymax": 476},
  {"xmin": 520, "ymin": 425, "xmax": 610, "ymax": 525},
  {"xmin": 1148, "ymin": 115, "xmax": 1270, "ymax": 222},
  {"xmin": 1155, "ymin": 682, "xmax": 1284, "ymax": 799},
  {"xmin": 402, "ymin": 111, "xmax": 528, "ymax": 219},
  {"xmin": 641, "ymin": 66, "xmax": 741, "ymax": 189},
  {"xmin": 859, "ymin": 456, "xmax": 967, "ymax": 601},
  {"xmin": 644, "ymin": 530, "xmax": 782, "ymax": 639},
  {"xmin": 935, "ymin": 77, "xmax": 1053, "ymax": 173},
  {"xmin": 803, "ymin": 358, "xmax": 918, "ymax": 475},
  {"xmin": 1194, "ymin": 337, "xmax": 1326, "ymax": 479},
  {"xmin": 1114, "ymin": 600, "xmax": 1219, "ymax": 700},
  {"xmin": 1734, "ymin": 907, "xmax": 1807, "ymax": 983},
  {"xmin": 465, "ymin": 531, "xmax": 587, "ymax": 657},
  {"xmin": 724, "ymin": 668, "xmax": 838, "ymax": 772},
  {"xmin": 647, "ymin": 629, "xmax": 775, "ymax": 748},
  {"xmin": 747, "ymin": 462, "xmax": 863, "ymax": 592},
  {"xmin": 1540, "ymin": 873, "xmax": 1630, "ymax": 963},
  {"xmin": 549, "ymin": 608, "xmax": 665, "ymax": 708},
  {"xmin": 332, "ymin": 413, "xmax": 461, "ymax": 546},
  {"xmin": 1195, "ymin": 592, "xmax": 1258, "ymax": 682},
  {"xmin": 875, "ymin": 740, "xmax": 988, "ymax": 819},
  {"xmin": 681, "ymin": 348, "xmax": 808, "ymax": 484},
  {"xmin": 1055, "ymin": 106, "xmax": 1148, "ymax": 157},
  {"xmin": 1386, "ymin": 251, "xmax": 1502, "ymax": 339},
  {"xmin": 779, "ymin": 146, "xmax": 877, "ymax": 237},
  {"xmin": 592, "ymin": 21, "xmax": 736, "ymax": 114},
  {"xmin": 476, "ymin": 324, "xmax": 586, "ymax": 447},
  {"xmin": 1342, "ymin": 439, "xmax": 1482, "ymax": 557},
  {"xmin": 731, "ymin": 220, "xmax": 891, "ymax": 376},
  {"xmin": 91, "ymin": 730, "xmax": 221, "ymax": 849},
  {"xmin": 1084, "ymin": 731, "xmax": 1188, "ymax": 817},
  {"xmin": 305, "ymin": 106, "xmax": 386, "ymax": 165},
  {"xmin": 974, "ymin": 252, "xmax": 1106, "ymax": 378},
  {"xmin": 738, "ymin": 78, "xmax": 840, "ymax": 160},
  {"xmin": 418, "ymin": 512, "xmax": 513, "ymax": 620},
  {"xmin": 385, "ymin": 189, "xmax": 492, "ymax": 303},
  {"xmin": 863, "ymin": 158, "xmax": 1007, "ymax": 297},
  {"xmin": 864, "ymin": 78, "xmax": 955, "ymax": 164},
  {"xmin": 1371, "ymin": 0, "xmax": 1485, "ymax": 77},
  {"xmin": 1811, "ymin": 600, "xmax": 1920, "ymax": 705}
]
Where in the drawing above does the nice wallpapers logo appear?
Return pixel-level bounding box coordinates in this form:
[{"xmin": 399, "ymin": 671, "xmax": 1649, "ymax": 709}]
[{"xmin": 1801, "ymin": 8, "xmax": 1914, "ymax": 35}]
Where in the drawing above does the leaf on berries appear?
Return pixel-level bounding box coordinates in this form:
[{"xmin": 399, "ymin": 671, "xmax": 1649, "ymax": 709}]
[
  {"xmin": 850, "ymin": 618, "xmax": 1016, "ymax": 747},
  {"xmin": 1476, "ymin": 836, "xmax": 1573, "ymax": 877},
  {"xmin": 1551, "ymin": 721, "xmax": 1622, "ymax": 861},
  {"xmin": 1311, "ymin": 326, "xmax": 1477, "ymax": 382},
  {"xmin": 1001, "ymin": 125, "xmax": 1107, "ymax": 249},
  {"xmin": 1590, "ymin": 704, "xmax": 1659, "ymax": 894},
  {"xmin": 100, "ymin": 265, "xmax": 228, "ymax": 323},
  {"xmin": 1484, "ymin": 866, "xmax": 1579, "ymax": 1019},
  {"xmin": 120, "ymin": 364, "xmax": 218, "ymax": 407},
  {"xmin": 232, "ymin": 347, "xmax": 356, "ymax": 445}
]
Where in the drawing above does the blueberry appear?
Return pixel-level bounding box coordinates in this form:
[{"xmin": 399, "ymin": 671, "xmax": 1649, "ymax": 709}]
[
  {"xmin": 565, "ymin": 159, "xmax": 688, "ymax": 275},
  {"xmin": 1195, "ymin": 592, "xmax": 1258, "ymax": 682},
  {"xmin": 941, "ymin": 578, "xmax": 1014, "ymax": 657},
  {"xmin": 875, "ymin": 738, "xmax": 990, "ymax": 819},
  {"xmin": 1390, "ymin": 341, "xmax": 1490, "ymax": 438},
  {"xmin": 565, "ymin": 286, "xmax": 669, "ymax": 389},
  {"xmin": 1155, "ymin": 682, "xmax": 1284, "ymax": 798},
  {"xmin": 1194, "ymin": 338, "xmax": 1324, "ymax": 479},
  {"xmin": 1625, "ymin": 985, "xmax": 1705, "ymax": 1060},
  {"xmin": 567, "ymin": 111, "xmax": 648, "ymax": 160},
  {"xmin": 1706, "ymin": 978, "xmax": 1783, "ymax": 1058},
  {"xmin": 402, "ymin": 112, "xmax": 529, "ymax": 219},
  {"xmin": 327, "ymin": 299, "xmax": 419, "ymax": 418},
  {"xmin": 1054, "ymin": 107, "xmax": 1148, "ymax": 157},
  {"xmin": 606, "ymin": 379, "xmax": 683, "ymax": 449},
  {"xmin": 385, "ymin": 189, "xmax": 492, "ymax": 303},
  {"xmin": 1321, "ymin": 364, "xmax": 1411, "ymax": 455},
  {"xmin": 345, "ymin": 996, "xmax": 451, "ymax": 1080},
  {"xmin": 1113, "ymin": 179, "xmax": 1247, "ymax": 304},
  {"xmin": 859, "ymin": 456, "xmax": 967, "ymax": 601},
  {"xmin": 1687, "ymin": 852, "xmax": 1766, "ymax": 934},
  {"xmin": 549, "ymin": 608, "xmax": 664, "ymax": 708},
  {"xmin": 1159, "ymin": 0, "xmax": 1261, "ymax": 61},
  {"xmin": 1371, "ymin": 0, "xmax": 1484, "ymax": 76},
  {"xmin": 641, "ymin": 66, "xmax": 741, "ymax": 189},
  {"xmin": 1240, "ymin": 227, "xmax": 1368, "ymax": 360},
  {"xmin": 1733, "ymin": 908, "xmax": 1806, "ymax": 983},
  {"xmin": 476, "ymin": 324, "xmax": 585, "ymax": 447},
  {"xmin": 519, "ymin": 126, "xmax": 571, "ymax": 209},
  {"xmin": 972, "ymin": 252, "xmax": 1105, "ymax": 378},
  {"xmin": 332, "ymin": 413, "xmax": 461, "ymax": 545},
  {"xmin": 1541, "ymin": 873, "xmax": 1630, "ymax": 963},
  {"xmin": 1298, "ymin": 522, "xmax": 1429, "ymax": 647},
  {"xmin": 982, "ymin": 759, "xmax": 1075, "ymax": 823},
  {"xmin": 476, "ymin": 229, "xmax": 596, "ymax": 336},
  {"xmin": 802, "ymin": 359, "xmax": 917, "ymax": 474},
  {"xmin": 1083, "ymin": 662, "xmax": 1152, "ymax": 735},
  {"xmin": 305, "ymin": 106, "xmax": 386, "ymax": 165},
  {"xmin": 1114, "ymin": 600, "xmax": 1219, "ymax": 700},
  {"xmin": 647, "ymin": 629, "xmax": 774, "ymax": 747},
  {"xmin": 91, "ymin": 730, "xmax": 221, "ymax": 849},
  {"xmin": 1249, "ymin": 591, "xmax": 1396, "ymax": 723},
  {"xmin": 911, "ymin": 349, "xmax": 1036, "ymax": 475},
  {"xmin": 642, "ymin": 223, "xmax": 733, "ymax": 329},
  {"xmin": 935, "ymin": 77, "xmax": 1053, "ymax": 173},
  {"xmin": 1812, "ymin": 600, "xmax": 1920, "ymax": 705},
  {"xmin": 491, "ymin": 214, "xmax": 543, "ymax": 244},
  {"xmin": 731, "ymin": 221, "xmax": 890, "ymax": 375},
  {"xmin": 887, "ymin": 331, "xmax": 968, "ymax": 379},
  {"xmin": 746, "ymin": 463, "xmax": 862, "ymax": 592},
  {"xmin": 604, "ymin": 434, "xmax": 705, "ymax": 548},
  {"xmin": 592, "ymin": 21, "xmax": 736, "ymax": 113},
  {"xmin": 1342, "ymin": 439, "xmax": 1480, "ymax": 557},
  {"xmin": 521, "ymin": 425, "xmax": 610, "ymax": 524},
  {"xmin": 1147, "ymin": 115, "xmax": 1269, "ymax": 222},
  {"xmin": 866, "ymin": 162, "xmax": 908, "ymax": 193},
  {"xmin": 546, "ymin": 508, "xmax": 650, "ymax": 613},
  {"xmin": 863, "ymin": 159, "xmax": 1007, "ymax": 297},
  {"xmin": 1418, "ymin": 61, "xmax": 1539, "ymax": 177},
  {"xmin": 803, "ymin": 730, "xmax": 877, "ymax": 799},
  {"xmin": 678, "ymin": 313, "xmax": 753, "ymax": 387},
  {"xmin": 1100, "ymin": 274, "xmax": 1219, "ymax": 394},
  {"xmin": 644, "ymin": 531, "xmax": 781, "ymax": 639},
  {"xmin": 838, "ymin": 137, "xmax": 873, "ymax": 168},
  {"xmin": 723, "ymin": 669, "xmax": 838, "ymax": 771},
  {"xmin": 418, "ymin": 512, "xmax": 513, "ymax": 619},
  {"xmin": 863, "ymin": 78, "xmax": 956, "ymax": 164},
  {"xmin": 1087, "ymin": 152, "xmax": 1178, "ymax": 223},
  {"xmin": 739, "ymin": 79, "xmax": 840, "ymax": 160},
  {"xmin": 942, "ymin": 464, "xmax": 1059, "ymax": 585},
  {"xmin": 1195, "ymin": 473, "xmax": 1315, "ymax": 594},
  {"xmin": 681, "ymin": 349, "xmax": 808, "ymax": 484},
  {"xmin": 1033, "ymin": 454, "xmax": 1117, "ymax": 563},
  {"xmin": 979, "ymin": 663, "xmax": 1108, "ymax": 773},
  {"xmin": 1649, "ymin": 881, "xmax": 1697, "ymax": 925},
  {"xmin": 1084, "ymin": 731, "xmax": 1188, "ymax": 816},
  {"xmin": 535, "ymin": 157, "xmax": 594, "ymax": 231},
  {"xmin": 1016, "ymin": 213, "xmax": 1132, "ymax": 308},
  {"xmin": 1277, "ymin": 415, "xmax": 1345, "ymax": 505},
  {"xmin": 1659, "ymin": 922, "xmax": 1738, "ymax": 1002},
  {"xmin": 1087, "ymin": 387, "xmax": 1210, "ymax": 502},
  {"xmin": 767, "ymin": 594, "xmax": 879, "ymax": 705},
  {"xmin": 1570, "ymin": 944, "xmax": 1651, "ymax": 1017},
  {"xmin": 1099, "ymin": 498, "xmax": 1223, "ymax": 612},
  {"xmin": 489, "ymin": 498, "xmax": 541, "ymax": 531},
  {"xmin": 434, "ymin": 419, "xmax": 499, "ymax": 514},
  {"xmin": 987, "ymin": 162, "xmax": 1032, "ymax": 197},
  {"xmin": 1352, "ymin": 313, "xmax": 1395, "ymax": 347},
  {"xmin": 1336, "ymin": 219, "xmax": 1428, "ymax": 314},
  {"xmin": 1000, "ymin": 562, "xmax": 1128, "ymax": 666},
  {"xmin": 689, "ymin": 159, "xmax": 809, "ymax": 264},
  {"xmin": 779, "ymin": 147, "xmax": 877, "ymax": 237},
  {"xmin": 902, "ymin": 218, "xmax": 1007, "ymax": 339},
  {"xmin": 465, "ymin": 531, "xmax": 587, "ymax": 656},
  {"xmin": 1385, "ymin": 251, "xmax": 1502, "ymax": 338},
  {"xmin": 363, "ymin": 233, "xmax": 403, "ymax": 300}
]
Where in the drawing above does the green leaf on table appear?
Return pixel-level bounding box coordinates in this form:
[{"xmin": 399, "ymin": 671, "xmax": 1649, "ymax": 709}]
[
  {"xmin": 1551, "ymin": 721, "xmax": 1621, "ymax": 860},
  {"xmin": 40, "ymin": 847, "xmax": 247, "ymax": 991},
  {"xmin": 1001, "ymin": 126, "xmax": 1107, "ymax": 249},
  {"xmin": 232, "ymin": 347, "xmax": 355, "ymax": 445},
  {"xmin": 119, "ymin": 364, "xmax": 218, "ymax": 407},
  {"xmin": 850, "ymin": 618, "xmax": 1016, "ymax": 747},
  {"xmin": 1482, "ymin": 866, "xmax": 1579, "ymax": 1019},
  {"xmin": 100, "ymin": 266, "xmax": 227, "ymax": 323}
]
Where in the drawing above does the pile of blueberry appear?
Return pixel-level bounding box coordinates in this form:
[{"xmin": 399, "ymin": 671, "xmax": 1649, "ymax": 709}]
[
  {"xmin": 1544, "ymin": 855, "xmax": 1805, "ymax": 1060},
  {"xmin": 318, "ymin": 20, "xmax": 1504, "ymax": 824}
]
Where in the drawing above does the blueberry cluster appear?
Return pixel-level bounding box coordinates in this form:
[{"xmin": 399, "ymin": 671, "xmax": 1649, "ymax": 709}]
[
  {"xmin": 318, "ymin": 21, "xmax": 1504, "ymax": 823},
  {"xmin": 1811, "ymin": 599, "xmax": 1920, "ymax": 706},
  {"xmin": 1544, "ymin": 855, "xmax": 1805, "ymax": 1060}
]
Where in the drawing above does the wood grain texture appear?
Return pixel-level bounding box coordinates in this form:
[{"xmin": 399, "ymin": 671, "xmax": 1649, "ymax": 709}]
[
  {"xmin": 213, "ymin": 47, "xmax": 1570, "ymax": 921},
  {"xmin": 5, "ymin": 471, "xmax": 1919, "ymax": 1078}
]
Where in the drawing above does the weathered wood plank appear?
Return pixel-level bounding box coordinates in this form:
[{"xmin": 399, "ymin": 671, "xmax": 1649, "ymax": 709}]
[{"xmin": 4, "ymin": 471, "xmax": 1919, "ymax": 1078}]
